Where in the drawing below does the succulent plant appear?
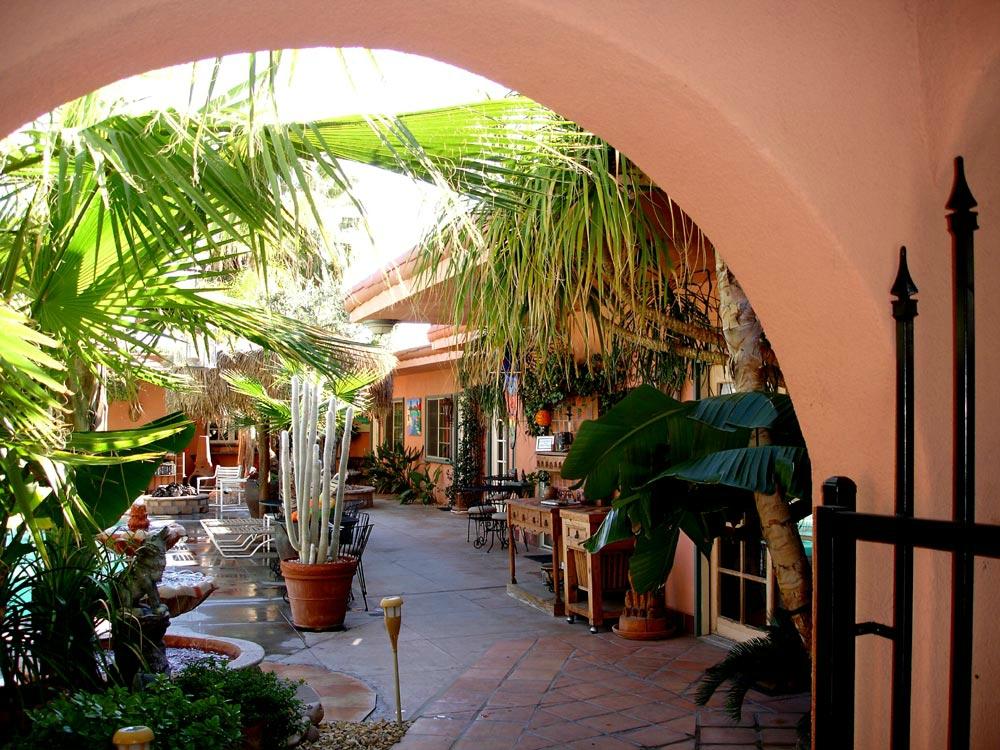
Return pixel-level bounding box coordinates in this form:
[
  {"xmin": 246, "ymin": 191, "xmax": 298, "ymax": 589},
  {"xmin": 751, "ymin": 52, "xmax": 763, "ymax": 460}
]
[{"xmin": 279, "ymin": 376, "xmax": 355, "ymax": 564}]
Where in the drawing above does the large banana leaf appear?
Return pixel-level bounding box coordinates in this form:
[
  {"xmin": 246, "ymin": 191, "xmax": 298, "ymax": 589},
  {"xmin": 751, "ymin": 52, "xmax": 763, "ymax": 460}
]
[
  {"xmin": 689, "ymin": 391, "xmax": 804, "ymax": 445},
  {"xmin": 66, "ymin": 412, "xmax": 195, "ymax": 529},
  {"xmin": 560, "ymin": 385, "xmax": 688, "ymax": 499},
  {"xmin": 652, "ymin": 445, "xmax": 811, "ymax": 500},
  {"xmin": 565, "ymin": 385, "xmax": 811, "ymax": 593}
]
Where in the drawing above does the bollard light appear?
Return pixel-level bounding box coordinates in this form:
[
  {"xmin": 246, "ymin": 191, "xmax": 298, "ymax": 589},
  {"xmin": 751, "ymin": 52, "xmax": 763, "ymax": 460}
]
[
  {"xmin": 380, "ymin": 595, "xmax": 404, "ymax": 723},
  {"xmin": 113, "ymin": 726, "xmax": 154, "ymax": 750}
]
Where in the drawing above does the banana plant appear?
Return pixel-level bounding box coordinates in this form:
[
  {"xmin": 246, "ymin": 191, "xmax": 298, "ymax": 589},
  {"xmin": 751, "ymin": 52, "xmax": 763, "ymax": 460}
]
[{"xmin": 561, "ymin": 386, "xmax": 811, "ymax": 592}]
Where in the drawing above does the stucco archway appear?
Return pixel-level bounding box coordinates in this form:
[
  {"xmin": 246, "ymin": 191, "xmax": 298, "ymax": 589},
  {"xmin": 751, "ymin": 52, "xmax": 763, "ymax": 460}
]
[{"xmin": 4, "ymin": 2, "xmax": 1000, "ymax": 747}]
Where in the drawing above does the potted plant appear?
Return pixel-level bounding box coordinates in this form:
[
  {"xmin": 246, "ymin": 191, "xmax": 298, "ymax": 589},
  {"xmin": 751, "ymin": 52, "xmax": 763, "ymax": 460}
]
[
  {"xmin": 527, "ymin": 470, "xmax": 551, "ymax": 498},
  {"xmin": 279, "ymin": 376, "xmax": 358, "ymax": 630}
]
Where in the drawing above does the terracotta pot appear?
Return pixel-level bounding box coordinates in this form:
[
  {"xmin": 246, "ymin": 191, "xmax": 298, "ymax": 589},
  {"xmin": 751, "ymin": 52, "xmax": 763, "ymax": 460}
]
[
  {"xmin": 534, "ymin": 408, "xmax": 553, "ymax": 427},
  {"xmin": 280, "ymin": 556, "xmax": 358, "ymax": 630}
]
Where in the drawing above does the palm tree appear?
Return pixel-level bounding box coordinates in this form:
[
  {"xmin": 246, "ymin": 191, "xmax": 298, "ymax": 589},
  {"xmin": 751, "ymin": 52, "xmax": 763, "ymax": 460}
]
[{"xmin": 358, "ymin": 97, "xmax": 814, "ymax": 647}]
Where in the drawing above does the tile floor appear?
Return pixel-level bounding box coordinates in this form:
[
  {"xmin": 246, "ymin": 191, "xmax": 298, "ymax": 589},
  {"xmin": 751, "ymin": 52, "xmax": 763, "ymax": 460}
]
[{"xmin": 166, "ymin": 501, "xmax": 809, "ymax": 748}]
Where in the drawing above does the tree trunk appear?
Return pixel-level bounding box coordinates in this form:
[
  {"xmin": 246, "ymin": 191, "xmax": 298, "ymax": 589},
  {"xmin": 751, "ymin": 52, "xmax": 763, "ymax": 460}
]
[
  {"xmin": 68, "ymin": 360, "xmax": 108, "ymax": 432},
  {"xmin": 258, "ymin": 424, "xmax": 271, "ymax": 502},
  {"xmin": 715, "ymin": 255, "xmax": 813, "ymax": 649}
]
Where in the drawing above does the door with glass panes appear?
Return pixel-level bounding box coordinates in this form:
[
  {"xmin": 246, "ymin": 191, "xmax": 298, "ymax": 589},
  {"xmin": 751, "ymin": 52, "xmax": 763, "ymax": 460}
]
[
  {"xmin": 489, "ymin": 415, "xmax": 511, "ymax": 477},
  {"xmin": 711, "ymin": 509, "xmax": 773, "ymax": 641},
  {"xmin": 710, "ymin": 508, "xmax": 815, "ymax": 642}
]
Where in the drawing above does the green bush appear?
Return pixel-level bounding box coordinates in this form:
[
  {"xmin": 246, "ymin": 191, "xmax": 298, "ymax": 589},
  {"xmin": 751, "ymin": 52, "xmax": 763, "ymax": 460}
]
[
  {"xmin": 363, "ymin": 443, "xmax": 421, "ymax": 495},
  {"xmin": 399, "ymin": 466, "xmax": 441, "ymax": 505},
  {"xmin": 7, "ymin": 676, "xmax": 240, "ymax": 750},
  {"xmin": 174, "ymin": 660, "xmax": 303, "ymax": 745}
]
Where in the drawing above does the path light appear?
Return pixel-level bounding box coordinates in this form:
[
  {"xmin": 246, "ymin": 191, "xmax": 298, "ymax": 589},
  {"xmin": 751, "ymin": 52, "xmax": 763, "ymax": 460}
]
[
  {"xmin": 113, "ymin": 726, "xmax": 153, "ymax": 750},
  {"xmin": 380, "ymin": 595, "xmax": 404, "ymax": 723}
]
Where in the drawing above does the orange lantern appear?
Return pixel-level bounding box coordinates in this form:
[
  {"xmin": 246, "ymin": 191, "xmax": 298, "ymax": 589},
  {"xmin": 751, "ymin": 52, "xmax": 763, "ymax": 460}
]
[{"xmin": 534, "ymin": 408, "xmax": 553, "ymax": 427}]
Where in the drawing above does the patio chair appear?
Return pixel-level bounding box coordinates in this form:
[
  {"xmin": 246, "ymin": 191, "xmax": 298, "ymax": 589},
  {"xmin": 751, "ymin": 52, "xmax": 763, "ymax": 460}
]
[
  {"xmin": 197, "ymin": 466, "xmax": 246, "ymax": 518},
  {"xmin": 200, "ymin": 516, "xmax": 272, "ymax": 559},
  {"xmin": 339, "ymin": 521, "xmax": 374, "ymax": 610}
]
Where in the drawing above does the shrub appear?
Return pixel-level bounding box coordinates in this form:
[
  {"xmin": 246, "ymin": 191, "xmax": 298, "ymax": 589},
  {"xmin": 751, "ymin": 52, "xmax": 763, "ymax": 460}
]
[
  {"xmin": 174, "ymin": 660, "xmax": 303, "ymax": 745},
  {"xmin": 7, "ymin": 676, "xmax": 240, "ymax": 750},
  {"xmin": 399, "ymin": 466, "xmax": 441, "ymax": 505},
  {"xmin": 362, "ymin": 443, "xmax": 421, "ymax": 495}
]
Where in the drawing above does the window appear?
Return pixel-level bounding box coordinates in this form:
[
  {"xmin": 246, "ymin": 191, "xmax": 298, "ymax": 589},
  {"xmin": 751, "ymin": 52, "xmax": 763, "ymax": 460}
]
[
  {"xmin": 385, "ymin": 399, "xmax": 404, "ymax": 447},
  {"xmin": 425, "ymin": 395, "xmax": 455, "ymax": 461}
]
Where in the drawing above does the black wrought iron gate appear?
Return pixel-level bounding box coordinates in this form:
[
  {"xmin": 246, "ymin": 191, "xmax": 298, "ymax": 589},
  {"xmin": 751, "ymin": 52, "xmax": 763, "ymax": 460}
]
[{"xmin": 814, "ymin": 158, "xmax": 1000, "ymax": 749}]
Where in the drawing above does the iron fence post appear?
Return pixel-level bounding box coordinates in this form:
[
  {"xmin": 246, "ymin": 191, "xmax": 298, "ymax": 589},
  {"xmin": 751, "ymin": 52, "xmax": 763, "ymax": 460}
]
[
  {"xmin": 890, "ymin": 248, "xmax": 918, "ymax": 749},
  {"xmin": 815, "ymin": 477, "xmax": 857, "ymax": 749},
  {"xmin": 946, "ymin": 156, "xmax": 978, "ymax": 749}
]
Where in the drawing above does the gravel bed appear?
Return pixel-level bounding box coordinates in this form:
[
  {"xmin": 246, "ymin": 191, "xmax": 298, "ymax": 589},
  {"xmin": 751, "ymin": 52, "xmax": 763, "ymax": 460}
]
[{"xmin": 308, "ymin": 720, "xmax": 411, "ymax": 750}]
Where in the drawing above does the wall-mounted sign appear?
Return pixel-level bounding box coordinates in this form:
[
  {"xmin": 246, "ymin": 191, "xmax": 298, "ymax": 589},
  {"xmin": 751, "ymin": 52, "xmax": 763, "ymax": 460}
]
[
  {"xmin": 535, "ymin": 435, "xmax": 555, "ymax": 452},
  {"xmin": 406, "ymin": 398, "xmax": 422, "ymax": 436}
]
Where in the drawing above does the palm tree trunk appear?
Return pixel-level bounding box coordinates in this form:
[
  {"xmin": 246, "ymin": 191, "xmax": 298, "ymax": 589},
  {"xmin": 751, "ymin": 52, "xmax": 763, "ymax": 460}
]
[
  {"xmin": 715, "ymin": 255, "xmax": 813, "ymax": 649},
  {"xmin": 68, "ymin": 360, "xmax": 108, "ymax": 432},
  {"xmin": 258, "ymin": 424, "xmax": 271, "ymax": 502}
]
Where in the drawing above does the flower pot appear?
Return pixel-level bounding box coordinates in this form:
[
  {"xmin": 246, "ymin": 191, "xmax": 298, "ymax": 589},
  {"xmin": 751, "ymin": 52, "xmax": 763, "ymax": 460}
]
[{"xmin": 280, "ymin": 556, "xmax": 359, "ymax": 630}]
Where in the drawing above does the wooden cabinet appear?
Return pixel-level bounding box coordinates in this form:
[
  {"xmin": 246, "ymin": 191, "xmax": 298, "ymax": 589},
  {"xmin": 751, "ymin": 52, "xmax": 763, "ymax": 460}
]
[
  {"xmin": 507, "ymin": 498, "xmax": 565, "ymax": 616},
  {"xmin": 561, "ymin": 506, "xmax": 634, "ymax": 632}
]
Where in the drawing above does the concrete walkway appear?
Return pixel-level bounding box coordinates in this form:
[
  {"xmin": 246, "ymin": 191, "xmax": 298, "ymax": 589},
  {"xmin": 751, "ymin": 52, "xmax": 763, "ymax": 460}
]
[{"xmin": 169, "ymin": 500, "xmax": 808, "ymax": 748}]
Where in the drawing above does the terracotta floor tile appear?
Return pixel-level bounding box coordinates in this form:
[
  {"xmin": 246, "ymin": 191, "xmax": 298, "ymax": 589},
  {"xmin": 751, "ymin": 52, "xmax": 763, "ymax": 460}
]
[
  {"xmin": 409, "ymin": 717, "xmax": 468, "ymax": 737},
  {"xmin": 759, "ymin": 727, "xmax": 800, "ymax": 745},
  {"xmin": 562, "ymin": 736, "xmax": 636, "ymax": 749},
  {"xmin": 487, "ymin": 692, "xmax": 546, "ymax": 708},
  {"xmin": 514, "ymin": 733, "xmax": 555, "ymax": 750},
  {"xmin": 621, "ymin": 701, "xmax": 685, "ymax": 724},
  {"xmin": 321, "ymin": 704, "xmax": 373, "ymax": 722},
  {"xmin": 616, "ymin": 722, "xmax": 689, "ymax": 747},
  {"xmin": 532, "ymin": 720, "xmax": 603, "ymax": 744},
  {"xmin": 588, "ymin": 692, "xmax": 644, "ymax": 711},
  {"xmin": 393, "ymin": 735, "xmax": 457, "ymax": 750},
  {"xmin": 698, "ymin": 725, "xmax": 759, "ymax": 744},
  {"xmin": 462, "ymin": 719, "xmax": 526, "ymax": 740},
  {"xmin": 528, "ymin": 708, "xmax": 564, "ymax": 729},
  {"xmin": 453, "ymin": 738, "xmax": 518, "ymax": 750},
  {"xmin": 698, "ymin": 711, "xmax": 756, "ymax": 728},
  {"xmin": 544, "ymin": 700, "xmax": 613, "ymax": 721},
  {"xmin": 476, "ymin": 704, "xmax": 535, "ymax": 723},
  {"xmin": 576, "ymin": 710, "xmax": 648, "ymax": 734},
  {"xmin": 755, "ymin": 712, "xmax": 804, "ymax": 728},
  {"xmin": 660, "ymin": 713, "xmax": 697, "ymax": 736}
]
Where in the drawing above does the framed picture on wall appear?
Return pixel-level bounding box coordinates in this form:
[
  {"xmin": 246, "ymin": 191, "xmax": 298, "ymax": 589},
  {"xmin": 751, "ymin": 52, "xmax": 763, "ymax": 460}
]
[{"xmin": 406, "ymin": 398, "xmax": 422, "ymax": 436}]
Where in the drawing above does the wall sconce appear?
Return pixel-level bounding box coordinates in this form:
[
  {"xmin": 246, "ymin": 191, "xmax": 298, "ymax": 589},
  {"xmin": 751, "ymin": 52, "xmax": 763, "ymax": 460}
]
[{"xmin": 380, "ymin": 595, "xmax": 404, "ymax": 723}]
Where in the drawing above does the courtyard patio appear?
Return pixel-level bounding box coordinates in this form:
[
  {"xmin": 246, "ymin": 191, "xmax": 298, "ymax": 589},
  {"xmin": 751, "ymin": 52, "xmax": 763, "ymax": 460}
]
[{"xmin": 168, "ymin": 500, "xmax": 808, "ymax": 749}]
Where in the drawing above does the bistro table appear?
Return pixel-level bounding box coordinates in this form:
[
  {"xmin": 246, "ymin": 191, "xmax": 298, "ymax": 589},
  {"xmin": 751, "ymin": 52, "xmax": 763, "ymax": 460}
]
[{"xmin": 506, "ymin": 497, "xmax": 581, "ymax": 617}]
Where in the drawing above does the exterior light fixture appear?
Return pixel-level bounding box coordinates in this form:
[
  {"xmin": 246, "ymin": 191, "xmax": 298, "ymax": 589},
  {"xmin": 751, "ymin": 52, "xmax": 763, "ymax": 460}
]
[
  {"xmin": 113, "ymin": 726, "xmax": 154, "ymax": 750},
  {"xmin": 380, "ymin": 595, "xmax": 405, "ymax": 723},
  {"xmin": 365, "ymin": 319, "xmax": 399, "ymax": 336}
]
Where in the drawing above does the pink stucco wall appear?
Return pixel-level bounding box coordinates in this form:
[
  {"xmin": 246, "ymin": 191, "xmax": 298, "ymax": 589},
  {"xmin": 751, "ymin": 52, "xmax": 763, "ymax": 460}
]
[{"xmin": 4, "ymin": 2, "xmax": 1000, "ymax": 745}]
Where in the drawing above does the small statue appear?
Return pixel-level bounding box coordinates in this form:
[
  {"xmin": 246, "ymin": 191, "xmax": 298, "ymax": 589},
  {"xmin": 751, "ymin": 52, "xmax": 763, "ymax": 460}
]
[
  {"xmin": 118, "ymin": 526, "xmax": 170, "ymax": 616},
  {"xmin": 127, "ymin": 499, "xmax": 150, "ymax": 531}
]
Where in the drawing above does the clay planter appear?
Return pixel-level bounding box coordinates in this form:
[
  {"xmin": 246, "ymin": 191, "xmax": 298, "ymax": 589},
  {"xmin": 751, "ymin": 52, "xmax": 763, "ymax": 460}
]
[{"xmin": 280, "ymin": 556, "xmax": 359, "ymax": 630}]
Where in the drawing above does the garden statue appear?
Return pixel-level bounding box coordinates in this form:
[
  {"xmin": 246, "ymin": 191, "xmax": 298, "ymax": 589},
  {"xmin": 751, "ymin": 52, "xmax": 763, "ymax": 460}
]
[{"xmin": 113, "ymin": 526, "xmax": 172, "ymax": 683}]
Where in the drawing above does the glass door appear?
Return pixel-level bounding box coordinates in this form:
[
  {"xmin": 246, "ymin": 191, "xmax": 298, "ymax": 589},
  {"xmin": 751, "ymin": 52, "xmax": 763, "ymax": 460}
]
[
  {"xmin": 490, "ymin": 415, "xmax": 510, "ymax": 477},
  {"xmin": 711, "ymin": 510, "xmax": 773, "ymax": 641}
]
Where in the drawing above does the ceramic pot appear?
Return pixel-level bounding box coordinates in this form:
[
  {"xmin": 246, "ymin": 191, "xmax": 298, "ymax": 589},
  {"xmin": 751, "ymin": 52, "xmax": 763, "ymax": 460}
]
[{"xmin": 280, "ymin": 556, "xmax": 359, "ymax": 630}]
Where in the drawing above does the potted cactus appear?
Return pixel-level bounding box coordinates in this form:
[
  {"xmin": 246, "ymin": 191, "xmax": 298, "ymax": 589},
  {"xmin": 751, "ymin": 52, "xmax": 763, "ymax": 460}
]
[{"xmin": 278, "ymin": 376, "xmax": 358, "ymax": 630}]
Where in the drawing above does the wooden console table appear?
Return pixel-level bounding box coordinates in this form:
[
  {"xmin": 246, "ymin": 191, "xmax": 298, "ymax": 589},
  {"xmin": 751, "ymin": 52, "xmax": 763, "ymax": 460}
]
[
  {"xmin": 507, "ymin": 497, "xmax": 571, "ymax": 616},
  {"xmin": 561, "ymin": 506, "xmax": 634, "ymax": 633}
]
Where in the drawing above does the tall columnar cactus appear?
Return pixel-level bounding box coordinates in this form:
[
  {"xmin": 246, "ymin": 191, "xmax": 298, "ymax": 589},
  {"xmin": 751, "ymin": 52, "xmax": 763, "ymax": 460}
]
[{"xmin": 280, "ymin": 376, "xmax": 356, "ymax": 564}]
